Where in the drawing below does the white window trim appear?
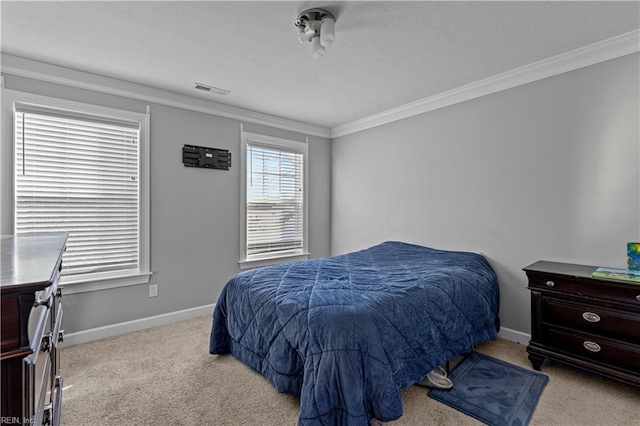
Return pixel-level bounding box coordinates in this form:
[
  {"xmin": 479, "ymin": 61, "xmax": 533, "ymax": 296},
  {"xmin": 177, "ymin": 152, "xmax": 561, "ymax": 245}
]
[
  {"xmin": 2, "ymin": 89, "xmax": 151, "ymax": 293},
  {"xmin": 239, "ymin": 127, "xmax": 309, "ymax": 270}
]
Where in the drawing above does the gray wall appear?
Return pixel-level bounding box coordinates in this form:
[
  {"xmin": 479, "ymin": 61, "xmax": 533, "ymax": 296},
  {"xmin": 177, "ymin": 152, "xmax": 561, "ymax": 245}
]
[
  {"xmin": 1, "ymin": 74, "xmax": 331, "ymax": 334},
  {"xmin": 331, "ymin": 53, "xmax": 640, "ymax": 335},
  {"xmin": 2, "ymin": 54, "xmax": 637, "ymax": 337}
]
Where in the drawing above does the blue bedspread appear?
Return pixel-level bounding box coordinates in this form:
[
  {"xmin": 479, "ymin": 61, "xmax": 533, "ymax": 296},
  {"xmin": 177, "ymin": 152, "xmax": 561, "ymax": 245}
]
[{"xmin": 210, "ymin": 241, "xmax": 500, "ymax": 425}]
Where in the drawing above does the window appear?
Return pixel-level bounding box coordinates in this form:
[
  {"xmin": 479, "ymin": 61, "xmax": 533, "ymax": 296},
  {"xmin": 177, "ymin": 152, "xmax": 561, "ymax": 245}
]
[
  {"xmin": 240, "ymin": 129, "xmax": 309, "ymax": 269},
  {"xmin": 9, "ymin": 91, "xmax": 150, "ymax": 290}
]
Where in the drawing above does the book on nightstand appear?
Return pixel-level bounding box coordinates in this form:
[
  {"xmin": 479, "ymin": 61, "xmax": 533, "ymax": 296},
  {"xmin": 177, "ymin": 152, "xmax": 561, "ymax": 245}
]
[
  {"xmin": 627, "ymin": 242, "xmax": 640, "ymax": 272},
  {"xmin": 592, "ymin": 267, "xmax": 640, "ymax": 283}
]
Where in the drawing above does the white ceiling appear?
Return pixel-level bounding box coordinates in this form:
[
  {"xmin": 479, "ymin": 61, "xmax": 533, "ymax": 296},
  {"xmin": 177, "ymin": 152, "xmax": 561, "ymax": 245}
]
[{"xmin": 1, "ymin": 1, "xmax": 639, "ymax": 130}]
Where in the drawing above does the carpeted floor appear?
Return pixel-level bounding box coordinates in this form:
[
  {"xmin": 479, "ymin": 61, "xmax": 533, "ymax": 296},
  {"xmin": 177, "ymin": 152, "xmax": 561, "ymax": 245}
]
[{"xmin": 60, "ymin": 315, "xmax": 639, "ymax": 425}]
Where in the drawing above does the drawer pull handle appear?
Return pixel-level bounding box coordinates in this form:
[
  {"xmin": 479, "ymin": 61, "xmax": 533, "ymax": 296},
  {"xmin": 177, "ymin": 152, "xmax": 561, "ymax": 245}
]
[
  {"xmin": 545, "ymin": 281, "xmax": 555, "ymax": 288},
  {"xmin": 636, "ymin": 295, "xmax": 640, "ymax": 302},
  {"xmin": 582, "ymin": 312, "xmax": 601, "ymax": 323},
  {"xmin": 42, "ymin": 404, "xmax": 52, "ymax": 426},
  {"xmin": 34, "ymin": 295, "xmax": 52, "ymax": 309},
  {"xmin": 41, "ymin": 333, "xmax": 52, "ymax": 353},
  {"xmin": 583, "ymin": 341, "xmax": 601, "ymax": 352}
]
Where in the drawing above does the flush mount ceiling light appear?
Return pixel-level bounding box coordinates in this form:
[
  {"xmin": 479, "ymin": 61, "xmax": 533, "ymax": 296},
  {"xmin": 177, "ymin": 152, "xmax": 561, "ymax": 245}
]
[{"xmin": 294, "ymin": 8, "xmax": 336, "ymax": 59}]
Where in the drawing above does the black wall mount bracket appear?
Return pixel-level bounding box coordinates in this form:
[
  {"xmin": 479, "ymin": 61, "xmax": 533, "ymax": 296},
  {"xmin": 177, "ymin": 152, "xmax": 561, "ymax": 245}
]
[{"xmin": 182, "ymin": 144, "xmax": 231, "ymax": 170}]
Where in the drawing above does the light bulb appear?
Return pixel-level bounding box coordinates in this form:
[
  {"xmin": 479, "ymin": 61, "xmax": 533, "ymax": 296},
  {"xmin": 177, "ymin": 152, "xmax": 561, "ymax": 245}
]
[
  {"xmin": 297, "ymin": 26, "xmax": 307, "ymax": 43},
  {"xmin": 320, "ymin": 17, "xmax": 335, "ymax": 47},
  {"xmin": 311, "ymin": 36, "xmax": 325, "ymax": 58}
]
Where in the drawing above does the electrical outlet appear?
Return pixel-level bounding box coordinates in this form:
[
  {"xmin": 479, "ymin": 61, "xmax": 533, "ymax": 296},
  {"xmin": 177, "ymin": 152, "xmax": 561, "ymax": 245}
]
[{"xmin": 149, "ymin": 284, "xmax": 158, "ymax": 297}]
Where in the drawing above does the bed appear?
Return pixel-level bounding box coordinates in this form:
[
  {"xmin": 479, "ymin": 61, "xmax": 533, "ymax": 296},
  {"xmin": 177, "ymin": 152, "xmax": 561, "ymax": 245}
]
[{"xmin": 210, "ymin": 241, "xmax": 500, "ymax": 425}]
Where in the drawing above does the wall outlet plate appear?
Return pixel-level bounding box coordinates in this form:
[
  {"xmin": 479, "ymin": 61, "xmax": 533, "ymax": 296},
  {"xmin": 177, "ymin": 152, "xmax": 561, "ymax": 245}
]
[{"xmin": 149, "ymin": 284, "xmax": 158, "ymax": 297}]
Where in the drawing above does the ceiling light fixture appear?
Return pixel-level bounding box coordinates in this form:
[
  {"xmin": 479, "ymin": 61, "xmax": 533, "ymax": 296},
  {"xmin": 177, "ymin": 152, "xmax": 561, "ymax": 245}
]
[{"xmin": 294, "ymin": 8, "xmax": 336, "ymax": 59}]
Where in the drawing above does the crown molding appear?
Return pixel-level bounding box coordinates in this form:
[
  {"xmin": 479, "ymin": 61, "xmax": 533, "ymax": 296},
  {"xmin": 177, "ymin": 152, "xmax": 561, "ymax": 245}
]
[
  {"xmin": 0, "ymin": 54, "xmax": 331, "ymax": 138},
  {"xmin": 4, "ymin": 29, "xmax": 637, "ymax": 141},
  {"xmin": 331, "ymin": 29, "xmax": 640, "ymax": 138}
]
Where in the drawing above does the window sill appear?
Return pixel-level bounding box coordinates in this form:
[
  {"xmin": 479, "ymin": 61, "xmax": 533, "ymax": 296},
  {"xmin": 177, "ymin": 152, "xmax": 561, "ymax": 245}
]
[
  {"xmin": 60, "ymin": 270, "xmax": 153, "ymax": 295},
  {"xmin": 239, "ymin": 253, "xmax": 310, "ymax": 270}
]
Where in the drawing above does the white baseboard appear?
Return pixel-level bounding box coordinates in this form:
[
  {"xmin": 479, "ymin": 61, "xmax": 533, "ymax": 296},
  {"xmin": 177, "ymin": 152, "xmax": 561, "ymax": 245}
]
[
  {"xmin": 62, "ymin": 303, "xmax": 215, "ymax": 347},
  {"xmin": 497, "ymin": 326, "xmax": 531, "ymax": 346},
  {"xmin": 62, "ymin": 304, "xmax": 530, "ymax": 349}
]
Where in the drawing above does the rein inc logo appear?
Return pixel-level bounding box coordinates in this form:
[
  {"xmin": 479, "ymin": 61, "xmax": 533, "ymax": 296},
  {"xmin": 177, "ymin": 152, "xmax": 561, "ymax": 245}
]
[{"xmin": 1, "ymin": 418, "xmax": 34, "ymax": 425}]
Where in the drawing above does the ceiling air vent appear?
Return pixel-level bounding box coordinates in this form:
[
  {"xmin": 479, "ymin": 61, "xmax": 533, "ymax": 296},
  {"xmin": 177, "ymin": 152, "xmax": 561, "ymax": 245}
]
[{"xmin": 193, "ymin": 83, "xmax": 230, "ymax": 96}]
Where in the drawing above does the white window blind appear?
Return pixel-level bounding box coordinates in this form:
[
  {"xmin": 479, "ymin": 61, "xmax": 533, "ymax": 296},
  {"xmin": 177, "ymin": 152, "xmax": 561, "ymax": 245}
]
[
  {"xmin": 246, "ymin": 143, "xmax": 304, "ymax": 257},
  {"xmin": 14, "ymin": 103, "xmax": 141, "ymax": 277}
]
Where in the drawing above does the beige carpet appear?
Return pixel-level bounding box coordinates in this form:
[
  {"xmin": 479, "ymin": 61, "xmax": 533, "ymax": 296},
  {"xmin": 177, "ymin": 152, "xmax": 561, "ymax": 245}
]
[{"xmin": 61, "ymin": 315, "xmax": 639, "ymax": 425}]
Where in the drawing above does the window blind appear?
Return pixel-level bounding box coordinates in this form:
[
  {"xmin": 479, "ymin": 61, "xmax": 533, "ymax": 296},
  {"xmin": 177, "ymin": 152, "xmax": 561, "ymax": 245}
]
[
  {"xmin": 14, "ymin": 103, "xmax": 140, "ymax": 277},
  {"xmin": 246, "ymin": 143, "xmax": 304, "ymax": 257}
]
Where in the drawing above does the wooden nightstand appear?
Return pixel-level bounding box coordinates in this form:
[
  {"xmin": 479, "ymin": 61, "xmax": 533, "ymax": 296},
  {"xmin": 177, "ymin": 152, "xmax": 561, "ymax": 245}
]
[{"xmin": 524, "ymin": 260, "xmax": 640, "ymax": 388}]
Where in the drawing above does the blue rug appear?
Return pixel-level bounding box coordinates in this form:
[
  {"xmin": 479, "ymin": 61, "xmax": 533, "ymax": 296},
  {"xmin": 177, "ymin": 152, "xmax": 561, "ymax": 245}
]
[{"xmin": 428, "ymin": 352, "xmax": 548, "ymax": 426}]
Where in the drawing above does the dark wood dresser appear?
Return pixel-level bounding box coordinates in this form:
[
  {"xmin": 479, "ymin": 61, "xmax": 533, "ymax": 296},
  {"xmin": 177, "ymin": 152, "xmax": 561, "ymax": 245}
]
[
  {"xmin": 1, "ymin": 233, "xmax": 68, "ymax": 425},
  {"xmin": 524, "ymin": 260, "xmax": 640, "ymax": 387}
]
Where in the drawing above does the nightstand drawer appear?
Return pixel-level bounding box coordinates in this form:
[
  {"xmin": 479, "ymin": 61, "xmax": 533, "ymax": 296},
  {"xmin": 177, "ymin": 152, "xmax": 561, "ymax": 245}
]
[
  {"xmin": 529, "ymin": 273, "xmax": 640, "ymax": 307},
  {"xmin": 545, "ymin": 327, "xmax": 640, "ymax": 373},
  {"xmin": 542, "ymin": 298, "xmax": 640, "ymax": 342}
]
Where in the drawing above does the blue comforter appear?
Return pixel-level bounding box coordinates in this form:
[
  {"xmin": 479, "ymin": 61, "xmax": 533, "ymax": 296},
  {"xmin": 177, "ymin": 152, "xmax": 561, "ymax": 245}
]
[{"xmin": 210, "ymin": 241, "xmax": 500, "ymax": 425}]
